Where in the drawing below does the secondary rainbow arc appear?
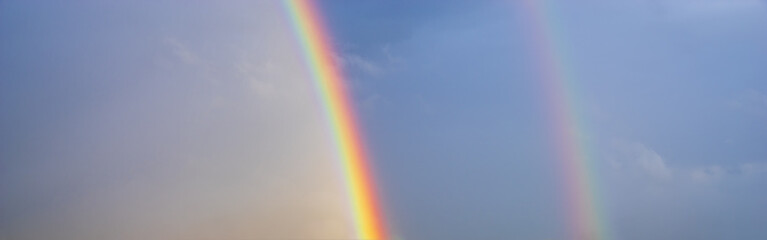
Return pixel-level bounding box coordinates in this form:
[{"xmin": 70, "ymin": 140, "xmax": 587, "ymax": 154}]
[{"xmin": 520, "ymin": 0, "xmax": 608, "ymax": 239}]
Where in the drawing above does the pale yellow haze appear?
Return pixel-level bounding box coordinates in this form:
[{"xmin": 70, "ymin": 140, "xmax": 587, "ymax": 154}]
[{"xmin": 4, "ymin": 1, "xmax": 354, "ymax": 240}]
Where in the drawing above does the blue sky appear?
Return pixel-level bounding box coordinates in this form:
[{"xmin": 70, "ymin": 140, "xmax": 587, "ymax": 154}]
[{"xmin": 1, "ymin": 0, "xmax": 767, "ymax": 239}]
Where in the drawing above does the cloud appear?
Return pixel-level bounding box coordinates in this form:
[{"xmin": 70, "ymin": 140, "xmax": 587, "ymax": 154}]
[
  {"xmin": 653, "ymin": 0, "xmax": 767, "ymax": 18},
  {"xmin": 602, "ymin": 138, "xmax": 767, "ymax": 239},
  {"xmin": 635, "ymin": 145, "xmax": 673, "ymax": 180},
  {"xmin": 730, "ymin": 89, "xmax": 767, "ymax": 119},
  {"xmin": 340, "ymin": 53, "xmax": 384, "ymax": 76},
  {"xmin": 685, "ymin": 162, "xmax": 767, "ymax": 183},
  {"xmin": 608, "ymin": 140, "xmax": 673, "ymax": 180},
  {"xmin": 740, "ymin": 162, "xmax": 767, "ymax": 176},
  {"xmin": 164, "ymin": 37, "xmax": 201, "ymax": 65},
  {"xmin": 606, "ymin": 139, "xmax": 767, "ymax": 186},
  {"xmin": 689, "ymin": 165, "xmax": 726, "ymax": 183},
  {"xmin": 686, "ymin": 162, "xmax": 767, "ymax": 183}
]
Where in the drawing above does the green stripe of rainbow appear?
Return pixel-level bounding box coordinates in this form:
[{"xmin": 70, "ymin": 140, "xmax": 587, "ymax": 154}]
[{"xmin": 284, "ymin": 1, "xmax": 387, "ymax": 239}]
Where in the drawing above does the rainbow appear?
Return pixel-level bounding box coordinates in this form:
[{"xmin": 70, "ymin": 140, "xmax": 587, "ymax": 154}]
[
  {"xmin": 520, "ymin": 1, "xmax": 608, "ymax": 239},
  {"xmin": 284, "ymin": 1, "xmax": 388, "ymax": 239}
]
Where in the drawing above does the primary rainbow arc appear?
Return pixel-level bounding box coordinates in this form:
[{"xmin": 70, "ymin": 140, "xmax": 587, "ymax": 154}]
[{"xmin": 284, "ymin": 1, "xmax": 387, "ymax": 239}]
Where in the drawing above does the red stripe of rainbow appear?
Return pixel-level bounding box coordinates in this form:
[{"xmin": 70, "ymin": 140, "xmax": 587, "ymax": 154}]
[{"xmin": 284, "ymin": 1, "xmax": 387, "ymax": 239}]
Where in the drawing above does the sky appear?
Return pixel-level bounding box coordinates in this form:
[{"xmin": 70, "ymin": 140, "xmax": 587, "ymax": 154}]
[{"xmin": 1, "ymin": 0, "xmax": 767, "ymax": 240}]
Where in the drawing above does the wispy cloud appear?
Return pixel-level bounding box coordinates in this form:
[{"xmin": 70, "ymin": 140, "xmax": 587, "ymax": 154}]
[
  {"xmin": 654, "ymin": 0, "xmax": 767, "ymax": 18},
  {"xmin": 730, "ymin": 89, "xmax": 767, "ymax": 119},
  {"xmin": 608, "ymin": 140, "xmax": 673, "ymax": 181},
  {"xmin": 340, "ymin": 53, "xmax": 384, "ymax": 76},
  {"xmin": 689, "ymin": 165, "xmax": 727, "ymax": 183},
  {"xmin": 606, "ymin": 139, "xmax": 767, "ymax": 184}
]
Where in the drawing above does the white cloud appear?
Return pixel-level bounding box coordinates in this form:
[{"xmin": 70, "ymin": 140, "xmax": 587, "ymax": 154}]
[
  {"xmin": 739, "ymin": 162, "xmax": 767, "ymax": 176},
  {"xmin": 730, "ymin": 89, "xmax": 767, "ymax": 119},
  {"xmin": 607, "ymin": 139, "xmax": 767, "ymax": 185},
  {"xmin": 687, "ymin": 162, "xmax": 767, "ymax": 183},
  {"xmin": 635, "ymin": 145, "xmax": 673, "ymax": 180},
  {"xmin": 657, "ymin": 0, "xmax": 767, "ymax": 18},
  {"xmin": 341, "ymin": 54, "xmax": 384, "ymax": 76},
  {"xmin": 607, "ymin": 140, "xmax": 767, "ymax": 187},
  {"xmin": 236, "ymin": 59, "xmax": 281, "ymax": 99},
  {"xmin": 164, "ymin": 37, "xmax": 201, "ymax": 65},
  {"xmin": 689, "ymin": 165, "xmax": 726, "ymax": 183},
  {"xmin": 609, "ymin": 140, "xmax": 673, "ymax": 180}
]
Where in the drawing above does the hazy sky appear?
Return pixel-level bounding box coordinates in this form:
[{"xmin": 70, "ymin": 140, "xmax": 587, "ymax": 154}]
[{"xmin": 2, "ymin": 0, "xmax": 767, "ymax": 240}]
